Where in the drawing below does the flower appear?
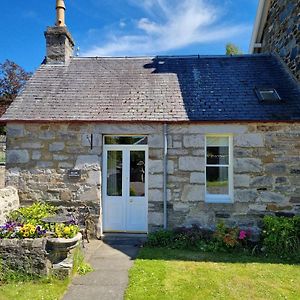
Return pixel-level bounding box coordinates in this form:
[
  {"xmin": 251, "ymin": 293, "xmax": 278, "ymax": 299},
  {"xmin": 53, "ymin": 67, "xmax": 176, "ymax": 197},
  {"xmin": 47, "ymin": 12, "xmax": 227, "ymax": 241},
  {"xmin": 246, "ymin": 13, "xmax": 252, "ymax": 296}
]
[{"xmin": 239, "ymin": 230, "xmax": 247, "ymax": 240}]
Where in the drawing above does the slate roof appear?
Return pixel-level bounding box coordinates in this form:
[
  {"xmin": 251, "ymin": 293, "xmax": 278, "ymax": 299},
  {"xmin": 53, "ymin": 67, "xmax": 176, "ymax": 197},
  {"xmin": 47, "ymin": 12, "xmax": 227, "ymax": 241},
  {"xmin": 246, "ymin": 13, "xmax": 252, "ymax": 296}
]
[{"xmin": 2, "ymin": 54, "xmax": 300, "ymax": 122}]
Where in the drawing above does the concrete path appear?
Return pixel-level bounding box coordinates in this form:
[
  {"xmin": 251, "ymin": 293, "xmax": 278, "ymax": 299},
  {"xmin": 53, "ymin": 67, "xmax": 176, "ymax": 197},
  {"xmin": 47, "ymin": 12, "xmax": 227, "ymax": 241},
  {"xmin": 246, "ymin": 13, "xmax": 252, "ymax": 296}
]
[{"xmin": 63, "ymin": 238, "xmax": 141, "ymax": 300}]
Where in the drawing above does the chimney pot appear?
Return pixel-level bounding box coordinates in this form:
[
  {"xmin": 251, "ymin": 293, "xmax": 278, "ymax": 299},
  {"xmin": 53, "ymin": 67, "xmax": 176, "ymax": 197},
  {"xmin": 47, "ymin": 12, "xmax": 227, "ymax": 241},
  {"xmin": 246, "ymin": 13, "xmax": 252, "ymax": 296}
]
[{"xmin": 56, "ymin": 0, "xmax": 66, "ymax": 27}]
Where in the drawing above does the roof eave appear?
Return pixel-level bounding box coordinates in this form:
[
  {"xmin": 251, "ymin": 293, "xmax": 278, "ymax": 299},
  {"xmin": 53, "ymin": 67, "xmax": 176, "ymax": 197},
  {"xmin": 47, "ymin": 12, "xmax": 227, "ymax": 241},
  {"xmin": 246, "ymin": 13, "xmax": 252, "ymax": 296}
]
[{"xmin": 249, "ymin": 0, "xmax": 271, "ymax": 54}]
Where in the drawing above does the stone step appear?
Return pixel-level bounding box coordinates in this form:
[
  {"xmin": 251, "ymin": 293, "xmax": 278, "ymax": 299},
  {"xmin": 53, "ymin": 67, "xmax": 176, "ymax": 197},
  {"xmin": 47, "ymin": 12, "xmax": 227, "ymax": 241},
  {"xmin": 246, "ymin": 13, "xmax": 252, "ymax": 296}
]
[{"xmin": 102, "ymin": 233, "xmax": 148, "ymax": 246}]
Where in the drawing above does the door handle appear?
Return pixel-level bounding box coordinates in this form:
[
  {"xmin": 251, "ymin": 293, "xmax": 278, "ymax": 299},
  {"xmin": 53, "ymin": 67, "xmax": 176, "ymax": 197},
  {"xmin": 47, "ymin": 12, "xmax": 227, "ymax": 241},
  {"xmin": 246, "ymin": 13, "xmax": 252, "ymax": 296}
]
[{"xmin": 129, "ymin": 199, "xmax": 133, "ymax": 203}]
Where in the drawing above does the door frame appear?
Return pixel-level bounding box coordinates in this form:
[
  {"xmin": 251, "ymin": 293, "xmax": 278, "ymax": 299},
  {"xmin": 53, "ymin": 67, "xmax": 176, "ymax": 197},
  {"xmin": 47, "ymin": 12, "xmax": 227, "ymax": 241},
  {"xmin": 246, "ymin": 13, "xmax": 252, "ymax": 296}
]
[{"xmin": 102, "ymin": 141, "xmax": 149, "ymax": 233}]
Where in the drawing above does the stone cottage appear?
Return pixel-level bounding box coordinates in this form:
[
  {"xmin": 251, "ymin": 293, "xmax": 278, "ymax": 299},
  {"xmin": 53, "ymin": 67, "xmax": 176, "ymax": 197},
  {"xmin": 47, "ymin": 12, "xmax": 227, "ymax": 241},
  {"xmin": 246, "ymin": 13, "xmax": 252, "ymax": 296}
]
[
  {"xmin": 1, "ymin": 1, "xmax": 300, "ymax": 234},
  {"xmin": 250, "ymin": 0, "xmax": 300, "ymax": 81}
]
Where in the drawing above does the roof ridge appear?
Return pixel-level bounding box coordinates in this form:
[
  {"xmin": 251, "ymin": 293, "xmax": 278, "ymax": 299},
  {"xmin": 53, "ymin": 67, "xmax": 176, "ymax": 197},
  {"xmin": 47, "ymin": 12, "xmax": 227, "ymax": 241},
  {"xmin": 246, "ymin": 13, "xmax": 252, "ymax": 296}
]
[{"xmin": 71, "ymin": 53, "xmax": 272, "ymax": 60}]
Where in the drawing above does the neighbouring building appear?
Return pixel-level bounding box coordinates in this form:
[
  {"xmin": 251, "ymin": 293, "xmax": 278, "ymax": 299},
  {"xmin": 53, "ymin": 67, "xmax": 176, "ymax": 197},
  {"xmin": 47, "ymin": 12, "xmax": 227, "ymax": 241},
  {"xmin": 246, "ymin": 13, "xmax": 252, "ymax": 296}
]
[
  {"xmin": 1, "ymin": 1, "xmax": 300, "ymax": 234},
  {"xmin": 250, "ymin": 0, "xmax": 300, "ymax": 81}
]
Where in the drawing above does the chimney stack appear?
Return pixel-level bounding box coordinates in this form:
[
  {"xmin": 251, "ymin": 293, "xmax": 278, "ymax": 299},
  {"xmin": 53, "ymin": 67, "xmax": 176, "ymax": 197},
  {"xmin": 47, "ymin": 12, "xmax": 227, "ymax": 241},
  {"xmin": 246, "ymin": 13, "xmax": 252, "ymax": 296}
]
[{"xmin": 44, "ymin": 0, "xmax": 75, "ymax": 64}]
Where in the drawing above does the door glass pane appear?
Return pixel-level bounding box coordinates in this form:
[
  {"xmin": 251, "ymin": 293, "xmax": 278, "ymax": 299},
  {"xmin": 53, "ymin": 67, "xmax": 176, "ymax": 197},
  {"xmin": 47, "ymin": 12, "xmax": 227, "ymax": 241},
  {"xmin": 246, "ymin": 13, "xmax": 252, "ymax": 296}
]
[
  {"xmin": 105, "ymin": 136, "xmax": 148, "ymax": 145},
  {"xmin": 206, "ymin": 166, "xmax": 229, "ymax": 195},
  {"xmin": 206, "ymin": 146, "xmax": 229, "ymax": 165},
  {"xmin": 130, "ymin": 151, "xmax": 145, "ymax": 197},
  {"xmin": 107, "ymin": 151, "xmax": 122, "ymax": 196}
]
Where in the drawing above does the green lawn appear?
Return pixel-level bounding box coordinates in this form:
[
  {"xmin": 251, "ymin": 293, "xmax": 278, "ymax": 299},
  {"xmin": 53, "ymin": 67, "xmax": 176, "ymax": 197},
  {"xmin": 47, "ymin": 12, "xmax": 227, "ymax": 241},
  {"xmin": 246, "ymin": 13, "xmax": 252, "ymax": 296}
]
[
  {"xmin": 0, "ymin": 277, "xmax": 70, "ymax": 300},
  {"xmin": 126, "ymin": 248, "xmax": 300, "ymax": 300}
]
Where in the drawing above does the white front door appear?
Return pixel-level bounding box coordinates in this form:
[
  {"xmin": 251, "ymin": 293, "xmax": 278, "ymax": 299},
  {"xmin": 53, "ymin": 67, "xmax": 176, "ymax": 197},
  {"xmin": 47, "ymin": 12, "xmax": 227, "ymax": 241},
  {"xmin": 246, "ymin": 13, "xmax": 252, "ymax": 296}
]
[{"xmin": 103, "ymin": 142, "xmax": 148, "ymax": 233}]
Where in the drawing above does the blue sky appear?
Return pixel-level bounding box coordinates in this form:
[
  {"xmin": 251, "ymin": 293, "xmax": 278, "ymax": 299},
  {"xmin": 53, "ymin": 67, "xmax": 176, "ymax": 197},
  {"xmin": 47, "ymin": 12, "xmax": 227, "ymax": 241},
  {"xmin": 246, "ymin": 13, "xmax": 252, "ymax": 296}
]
[{"xmin": 0, "ymin": 0, "xmax": 259, "ymax": 72}]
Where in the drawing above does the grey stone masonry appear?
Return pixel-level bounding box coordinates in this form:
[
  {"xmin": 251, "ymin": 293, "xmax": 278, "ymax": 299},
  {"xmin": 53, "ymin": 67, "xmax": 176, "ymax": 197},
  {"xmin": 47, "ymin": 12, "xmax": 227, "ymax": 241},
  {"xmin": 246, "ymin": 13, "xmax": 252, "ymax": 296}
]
[
  {"xmin": 0, "ymin": 187, "xmax": 19, "ymax": 224},
  {"xmin": 44, "ymin": 26, "xmax": 75, "ymax": 64},
  {"xmin": 261, "ymin": 0, "xmax": 300, "ymax": 81},
  {"xmin": 5, "ymin": 122, "xmax": 300, "ymax": 232}
]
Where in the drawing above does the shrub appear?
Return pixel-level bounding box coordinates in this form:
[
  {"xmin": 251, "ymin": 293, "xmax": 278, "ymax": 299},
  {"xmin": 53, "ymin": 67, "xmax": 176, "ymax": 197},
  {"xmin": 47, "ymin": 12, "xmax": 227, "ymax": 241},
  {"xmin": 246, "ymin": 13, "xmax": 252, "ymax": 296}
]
[
  {"xmin": 262, "ymin": 216, "xmax": 300, "ymax": 257},
  {"xmin": 8, "ymin": 202, "xmax": 57, "ymax": 226},
  {"xmin": 147, "ymin": 230, "xmax": 174, "ymax": 248}
]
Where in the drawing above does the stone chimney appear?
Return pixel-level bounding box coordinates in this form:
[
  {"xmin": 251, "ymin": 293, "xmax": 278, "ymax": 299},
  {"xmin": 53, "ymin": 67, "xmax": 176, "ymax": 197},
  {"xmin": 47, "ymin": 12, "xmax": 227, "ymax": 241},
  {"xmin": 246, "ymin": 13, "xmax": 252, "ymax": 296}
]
[{"xmin": 44, "ymin": 0, "xmax": 75, "ymax": 64}]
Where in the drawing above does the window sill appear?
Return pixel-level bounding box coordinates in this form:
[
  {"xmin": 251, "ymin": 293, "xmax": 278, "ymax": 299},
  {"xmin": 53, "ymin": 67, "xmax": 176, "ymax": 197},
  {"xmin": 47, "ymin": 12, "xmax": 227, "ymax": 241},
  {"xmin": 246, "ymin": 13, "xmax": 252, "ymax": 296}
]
[{"xmin": 205, "ymin": 195, "xmax": 233, "ymax": 204}]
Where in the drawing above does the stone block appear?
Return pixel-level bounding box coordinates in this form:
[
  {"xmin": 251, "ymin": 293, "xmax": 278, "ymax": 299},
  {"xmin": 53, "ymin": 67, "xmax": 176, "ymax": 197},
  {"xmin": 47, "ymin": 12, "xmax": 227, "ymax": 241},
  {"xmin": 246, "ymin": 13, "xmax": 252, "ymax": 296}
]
[
  {"xmin": 149, "ymin": 189, "xmax": 163, "ymax": 202},
  {"xmin": 87, "ymin": 170, "xmax": 101, "ymax": 185},
  {"xmin": 32, "ymin": 151, "xmax": 41, "ymax": 160},
  {"xmin": 234, "ymin": 189, "xmax": 258, "ymax": 203},
  {"xmin": 7, "ymin": 124, "xmax": 24, "ymax": 137},
  {"xmin": 53, "ymin": 155, "xmax": 69, "ymax": 161},
  {"xmin": 250, "ymin": 176, "xmax": 273, "ymax": 188},
  {"xmin": 21, "ymin": 142, "xmax": 43, "ymax": 149},
  {"xmin": 60, "ymin": 189, "xmax": 72, "ymax": 201},
  {"xmin": 149, "ymin": 174, "xmax": 163, "ymax": 189},
  {"xmin": 80, "ymin": 187, "xmax": 100, "ymax": 202},
  {"xmin": 179, "ymin": 157, "xmax": 204, "ymax": 171},
  {"xmin": 148, "ymin": 134, "xmax": 163, "ymax": 148},
  {"xmin": 259, "ymin": 192, "xmax": 286, "ymax": 203},
  {"xmin": 0, "ymin": 187, "xmax": 19, "ymax": 224},
  {"xmin": 182, "ymin": 184, "xmax": 205, "ymax": 202},
  {"xmin": 183, "ymin": 135, "xmax": 204, "ymax": 148},
  {"xmin": 37, "ymin": 161, "xmax": 53, "ymax": 168},
  {"xmin": 148, "ymin": 212, "xmax": 164, "ymax": 226},
  {"xmin": 234, "ymin": 134, "xmax": 264, "ymax": 147},
  {"xmin": 75, "ymin": 155, "xmax": 100, "ymax": 170},
  {"xmin": 49, "ymin": 142, "xmax": 65, "ymax": 152},
  {"xmin": 7, "ymin": 150, "xmax": 29, "ymax": 164},
  {"xmin": 167, "ymin": 160, "xmax": 174, "ymax": 174},
  {"xmin": 234, "ymin": 175, "xmax": 250, "ymax": 188},
  {"xmin": 265, "ymin": 163, "xmax": 287, "ymax": 175},
  {"xmin": 234, "ymin": 158, "xmax": 262, "ymax": 173},
  {"xmin": 149, "ymin": 160, "xmax": 163, "ymax": 174},
  {"xmin": 173, "ymin": 203, "xmax": 190, "ymax": 213},
  {"xmin": 190, "ymin": 172, "xmax": 205, "ymax": 184}
]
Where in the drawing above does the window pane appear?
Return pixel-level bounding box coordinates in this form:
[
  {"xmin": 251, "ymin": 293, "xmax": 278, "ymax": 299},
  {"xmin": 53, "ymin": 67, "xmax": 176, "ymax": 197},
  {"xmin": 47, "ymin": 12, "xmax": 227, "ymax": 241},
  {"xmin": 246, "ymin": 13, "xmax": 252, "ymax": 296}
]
[
  {"xmin": 105, "ymin": 136, "xmax": 148, "ymax": 145},
  {"xmin": 206, "ymin": 137, "xmax": 229, "ymax": 147},
  {"xmin": 107, "ymin": 151, "xmax": 122, "ymax": 196},
  {"xmin": 206, "ymin": 166, "xmax": 229, "ymax": 195},
  {"xmin": 130, "ymin": 151, "xmax": 145, "ymax": 197},
  {"xmin": 207, "ymin": 146, "xmax": 229, "ymax": 165}
]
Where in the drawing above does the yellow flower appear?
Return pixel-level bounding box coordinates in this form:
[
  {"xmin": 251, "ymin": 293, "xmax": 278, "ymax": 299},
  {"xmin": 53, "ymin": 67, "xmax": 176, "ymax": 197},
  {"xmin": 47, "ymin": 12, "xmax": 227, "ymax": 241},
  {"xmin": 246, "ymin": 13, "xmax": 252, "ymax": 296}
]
[{"xmin": 64, "ymin": 227, "xmax": 71, "ymax": 235}]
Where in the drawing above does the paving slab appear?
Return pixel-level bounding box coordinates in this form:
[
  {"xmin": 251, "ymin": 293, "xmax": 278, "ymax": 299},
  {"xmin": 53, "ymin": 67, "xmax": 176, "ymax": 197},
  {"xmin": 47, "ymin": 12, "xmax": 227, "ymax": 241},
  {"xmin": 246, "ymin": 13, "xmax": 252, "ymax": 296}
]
[{"xmin": 63, "ymin": 239, "xmax": 141, "ymax": 300}]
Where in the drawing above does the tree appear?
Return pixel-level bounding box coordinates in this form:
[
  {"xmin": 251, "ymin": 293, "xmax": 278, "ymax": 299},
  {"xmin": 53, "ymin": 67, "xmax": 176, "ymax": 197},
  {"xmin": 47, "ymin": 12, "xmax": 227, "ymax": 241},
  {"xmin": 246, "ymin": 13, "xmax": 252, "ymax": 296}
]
[
  {"xmin": 0, "ymin": 60, "xmax": 32, "ymax": 134},
  {"xmin": 226, "ymin": 43, "xmax": 243, "ymax": 55},
  {"xmin": 0, "ymin": 60, "xmax": 32, "ymax": 103}
]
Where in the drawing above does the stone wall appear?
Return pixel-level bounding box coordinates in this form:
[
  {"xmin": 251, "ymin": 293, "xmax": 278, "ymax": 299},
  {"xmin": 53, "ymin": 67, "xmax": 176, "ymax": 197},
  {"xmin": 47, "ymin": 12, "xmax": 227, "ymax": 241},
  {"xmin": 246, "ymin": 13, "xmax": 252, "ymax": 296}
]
[
  {"xmin": 0, "ymin": 238, "xmax": 50, "ymax": 276},
  {"xmin": 261, "ymin": 0, "xmax": 300, "ymax": 81},
  {"xmin": 0, "ymin": 186, "xmax": 19, "ymax": 224},
  {"xmin": 5, "ymin": 122, "xmax": 300, "ymax": 232},
  {"xmin": 5, "ymin": 123, "xmax": 164, "ymax": 231},
  {"xmin": 166, "ymin": 123, "xmax": 300, "ymax": 228}
]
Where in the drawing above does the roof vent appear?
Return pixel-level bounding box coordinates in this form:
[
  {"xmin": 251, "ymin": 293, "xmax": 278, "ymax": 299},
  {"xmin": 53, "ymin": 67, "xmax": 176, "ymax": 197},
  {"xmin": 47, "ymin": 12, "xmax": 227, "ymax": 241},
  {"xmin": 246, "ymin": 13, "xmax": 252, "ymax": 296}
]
[{"xmin": 255, "ymin": 88, "xmax": 282, "ymax": 102}]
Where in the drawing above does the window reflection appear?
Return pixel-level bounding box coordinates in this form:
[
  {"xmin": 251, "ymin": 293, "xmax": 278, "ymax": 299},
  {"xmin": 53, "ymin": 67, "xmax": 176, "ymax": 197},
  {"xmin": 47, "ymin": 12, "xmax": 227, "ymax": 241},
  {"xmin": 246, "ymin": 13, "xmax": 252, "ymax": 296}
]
[
  {"xmin": 105, "ymin": 136, "xmax": 148, "ymax": 145},
  {"xmin": 107, "ymin": 151, "xmax": 122, "ymax": 196},
  {"xmin": 130, "ymin": 151, "xmax": 145, "ymax": 197}
]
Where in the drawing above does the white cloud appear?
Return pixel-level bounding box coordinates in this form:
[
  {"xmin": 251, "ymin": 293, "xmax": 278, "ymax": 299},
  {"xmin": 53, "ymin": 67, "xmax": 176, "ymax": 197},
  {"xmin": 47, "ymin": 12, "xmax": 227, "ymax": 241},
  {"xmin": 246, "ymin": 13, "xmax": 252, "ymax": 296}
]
[{"xmin": 83, "ymin": 0, "xmax": 250, "ymax": 56}]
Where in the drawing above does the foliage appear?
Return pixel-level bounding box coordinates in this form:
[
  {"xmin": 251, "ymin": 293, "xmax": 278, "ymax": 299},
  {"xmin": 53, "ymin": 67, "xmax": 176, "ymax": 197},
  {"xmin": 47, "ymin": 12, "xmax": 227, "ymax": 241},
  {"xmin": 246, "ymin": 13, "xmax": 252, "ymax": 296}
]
[
  {"xmin": 126, "ymin": 247, "xmax": 300, "ymax": 300},
  {"xmin": 72, "ymin": 247, "xmax": 93, "ymax": 276},
  {"xmin": 262, "ymin": 216, "xmax": 300, "ymax": 258},
  {"xmin": 226, "ymin": 43, "xmax": 242, "ymax": 55},
  {"xmin": 147, "ymin": 226, "xmax": 214, "ymax": 249},
  {"xmin": 52, "ymin": 223, "xmax": 80, "ymax": 239},
  {"xmin": 0, "ymin": 60, "xmax": 32, "ymax": 103},
  {"xmin": 8, "ymin": 202, "xmax": 57, "ymax": 226},
  {"xmin": 5, "ymin": 202, "xmax": 79, "ymax": 239},
  {"xmin": 147, "ymin": 224, "xmax": 250, "ymax": 252},
  {"xmin": 0, "ymin": 221, "xmax": 46, "ymax": 239}
]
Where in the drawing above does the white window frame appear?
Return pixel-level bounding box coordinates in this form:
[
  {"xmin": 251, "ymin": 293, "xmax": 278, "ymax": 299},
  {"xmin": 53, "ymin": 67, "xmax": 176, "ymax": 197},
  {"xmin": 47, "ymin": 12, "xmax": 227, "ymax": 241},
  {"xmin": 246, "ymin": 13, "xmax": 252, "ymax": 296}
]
[{"xmin": 205, "ymin": 134, "xmax": 233, "ymax": 204}]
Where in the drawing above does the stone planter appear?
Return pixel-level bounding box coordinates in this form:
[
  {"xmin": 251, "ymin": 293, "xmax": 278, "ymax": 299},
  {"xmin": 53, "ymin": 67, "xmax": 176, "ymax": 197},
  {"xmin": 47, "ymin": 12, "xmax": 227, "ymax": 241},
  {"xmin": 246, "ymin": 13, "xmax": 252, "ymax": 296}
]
[
  {"xmin": 0, "ymin": 238, "xmax": 50, "ymax": 276},
  {"xmin": 46, "ymin": 232, "xmax": 82, "ymax": 264}
]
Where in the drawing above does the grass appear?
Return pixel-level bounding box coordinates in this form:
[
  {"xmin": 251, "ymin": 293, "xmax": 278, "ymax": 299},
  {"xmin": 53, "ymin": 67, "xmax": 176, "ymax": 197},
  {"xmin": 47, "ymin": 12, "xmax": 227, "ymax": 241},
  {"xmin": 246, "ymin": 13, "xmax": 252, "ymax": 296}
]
[
  {"xmin": 0, "ymin": 247, "xmax": 93, "ymax": 300},
  {"xmin": 0, "ymin": 277, "xmax": 70, "ymax": 300},
  {"xmin": 126, "ymin": 247, "xmax": 300, "ymax": 300}
]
